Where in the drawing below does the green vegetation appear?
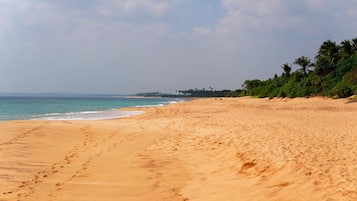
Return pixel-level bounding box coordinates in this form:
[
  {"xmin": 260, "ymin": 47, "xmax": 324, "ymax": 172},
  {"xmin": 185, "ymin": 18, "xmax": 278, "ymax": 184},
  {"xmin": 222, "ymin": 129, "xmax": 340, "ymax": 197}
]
[
  {"xmin": 137, "ymin": 88, "xmax": 244, "ymax": 98},
  {"xmin": 243, "ymin": 37, "xmax": 357, "ymax": 98},
  {"xmin": 139, "ymin": 37, "xmax": 357, "ymax": 99},
  {"xmin": 175, "ymin": 88, "xmax": 243, "ymax": 97},
  {"xmin": 136, "ymin": 92, "xmax": 162, "ymax": 97}
]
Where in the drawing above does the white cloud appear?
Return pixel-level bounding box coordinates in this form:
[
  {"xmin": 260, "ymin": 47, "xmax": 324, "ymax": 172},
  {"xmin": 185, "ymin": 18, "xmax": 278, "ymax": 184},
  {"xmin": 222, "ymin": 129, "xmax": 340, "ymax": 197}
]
[
  {"xmin": 0, "ymin": 1, "xmax": 71, "ymax": 29},
  {"xmin": 2, "ymin": 0, "xmax": 357, "ymax": 93},
  {"xmin": 216, "ymin": 0, "xmax": 357, "ymax": 39},
  {"xmin": 189, "ymin": 0, "xmax": 289, "ymax": 50},
  {"xmin": 222, "ymin": 0, "xmax": 282, "ymax": 16},
  {"xmin": 96, "ymin": 0, "xmax": 169, "ymax": 16},
  {"xmin": 306, "ymin": 0, "xmax": 325, "ymax": 9},
  {"xmin": 192, "ymin": 26, "xmax": 212, "ymax": 37},
  {"xmin": 219, "ymin": 0, "xmax": 291, "ymax": 33},
  {"xmin": 149, "ymin": 23, "xmax": 169, "ymax": 37},
  {"xmin": 347, "ymin": 8, "xmax": 357, "ymax": 17}
]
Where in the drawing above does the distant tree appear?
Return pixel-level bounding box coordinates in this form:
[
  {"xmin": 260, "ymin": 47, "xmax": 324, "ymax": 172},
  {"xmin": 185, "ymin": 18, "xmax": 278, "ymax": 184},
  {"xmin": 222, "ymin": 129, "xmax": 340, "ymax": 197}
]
[
  {"xmin": 281, "ymin": 63, "xmax": 292, "ymax": 77},
  {"xmin": 242, "ymin": 37, "xmax": 357, "ymax": 98},
  {"xmin": 314, "ymin": 40, "xmax": 340, "ymax": 75},
  {"xmin": 340, "ymin": 40, "xmax": 354, "ymax": 59},
  {"xmin": 319, "ymin": 40, "xmax": 340, "ymax": 62},
  {"xmin": 352, "ymin": 37, "xmax": 357, "ymax": 54},
  {"xmin": 347, "ymin": 37, "xmax": 357, "ymax": 57},
  {"xmin": 294, "ymin": 56, "xmax": 314, "ymax": 75},
  {"xmin": 243, "ymin": 79, "xmax": 263, "ymax": 90}
]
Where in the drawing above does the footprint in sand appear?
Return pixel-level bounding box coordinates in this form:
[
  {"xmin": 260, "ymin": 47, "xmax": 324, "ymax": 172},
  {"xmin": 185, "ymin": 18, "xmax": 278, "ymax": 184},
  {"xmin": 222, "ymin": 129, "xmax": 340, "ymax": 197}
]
[
  {"xmin": 55, "ymin": 183, "xmax": 64, "ymax": 189},
  {"xmin": 239, "ymin": 162, "xmax": 256, "ymax": 174}
]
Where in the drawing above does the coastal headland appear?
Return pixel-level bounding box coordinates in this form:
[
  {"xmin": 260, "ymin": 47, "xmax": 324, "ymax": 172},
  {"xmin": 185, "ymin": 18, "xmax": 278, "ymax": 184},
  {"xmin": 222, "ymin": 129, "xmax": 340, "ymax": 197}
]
[{"xmin": 1, "ymin": 97, "xmax": 357, "ymax": 201}]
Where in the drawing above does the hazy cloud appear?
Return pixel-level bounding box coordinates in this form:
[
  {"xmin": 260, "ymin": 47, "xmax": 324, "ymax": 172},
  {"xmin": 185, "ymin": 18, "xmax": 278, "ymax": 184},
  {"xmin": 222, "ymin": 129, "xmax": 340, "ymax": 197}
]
[
  {"xmin": 1, "ymin": 0, "xmax": 357, "ymax": 94},
  {"xmin": 96, "ymin": 0, "xmax": 169, "ymax": 16}
]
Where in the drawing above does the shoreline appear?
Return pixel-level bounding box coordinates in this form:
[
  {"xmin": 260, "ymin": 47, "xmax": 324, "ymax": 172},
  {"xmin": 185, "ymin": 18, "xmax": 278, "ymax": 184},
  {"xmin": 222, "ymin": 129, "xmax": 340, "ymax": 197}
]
[
  {"xmin": 0, "ymin": 96, "xmax": 181, "ymax": 122},
  {"xmin": 1, "ymin": 97, "xmax": 357, "ymax": 201}
]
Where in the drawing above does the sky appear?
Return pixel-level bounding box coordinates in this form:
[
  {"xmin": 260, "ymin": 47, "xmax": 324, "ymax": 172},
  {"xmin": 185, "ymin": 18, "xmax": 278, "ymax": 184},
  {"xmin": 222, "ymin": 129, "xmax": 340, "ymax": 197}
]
[{"xmin": 1, "ymin": 0, "xmax": 357, "ymax": 94}]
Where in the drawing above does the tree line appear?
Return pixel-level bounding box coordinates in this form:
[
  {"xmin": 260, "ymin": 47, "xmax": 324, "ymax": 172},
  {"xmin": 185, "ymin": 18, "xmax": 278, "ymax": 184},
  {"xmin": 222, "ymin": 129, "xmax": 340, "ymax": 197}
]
[
  {"xmin": 243, "ymin": 37, "xmax": 357, "ymax": 98},
  {"xmin": 139, "ymin": 37, "xmax": 357, "ymax": 99},
  {"xmin": 175, "ymin": 88, "xmax": 243, "ymax": 97}
]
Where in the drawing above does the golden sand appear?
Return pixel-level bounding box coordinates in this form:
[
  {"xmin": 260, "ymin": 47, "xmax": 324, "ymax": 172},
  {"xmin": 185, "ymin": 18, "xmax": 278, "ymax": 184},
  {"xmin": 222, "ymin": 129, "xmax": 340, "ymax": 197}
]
[{"xmin": 1, "ymin": 97, "xmax": 357, "ymax": 201}]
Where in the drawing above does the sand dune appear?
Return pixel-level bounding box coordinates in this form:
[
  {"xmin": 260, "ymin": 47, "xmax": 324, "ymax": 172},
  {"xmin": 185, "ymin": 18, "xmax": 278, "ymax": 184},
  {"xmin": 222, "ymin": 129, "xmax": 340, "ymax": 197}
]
[{"xmin": 1, "ymin": 97, "xmax": 357, "ymax": 201}]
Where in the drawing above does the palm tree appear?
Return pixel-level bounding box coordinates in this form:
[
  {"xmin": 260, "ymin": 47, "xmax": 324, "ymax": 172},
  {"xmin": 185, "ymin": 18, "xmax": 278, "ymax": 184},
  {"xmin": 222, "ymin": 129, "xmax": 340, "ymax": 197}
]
[
  {"xmin": 281, "ymin": 63, "xmax": 292, "ymax": 77},
  {"xmin": 318, "ymin": 40, "xmax": 340, "ymax": 64},
  {"xmin": 314, "ymin": 40, "xmax": 340, "ymax": 75},
  {"xmin": 352, "ymin": 37, "xmax": 357, "ymax": 54},
  {"xmin": 294, "ymin": 56, "xmax": 313, "ymax": 75},
  {"xmin": 340, "ymin": 40, "xmax": 353, "ymax": 59}
]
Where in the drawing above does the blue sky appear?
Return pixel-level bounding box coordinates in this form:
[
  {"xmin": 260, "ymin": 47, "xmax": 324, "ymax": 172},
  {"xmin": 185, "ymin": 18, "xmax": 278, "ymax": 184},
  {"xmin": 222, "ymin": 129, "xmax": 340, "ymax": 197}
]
[{"xmin": 1, "ymin": 0, "xmax": 357, "ymax": 94}]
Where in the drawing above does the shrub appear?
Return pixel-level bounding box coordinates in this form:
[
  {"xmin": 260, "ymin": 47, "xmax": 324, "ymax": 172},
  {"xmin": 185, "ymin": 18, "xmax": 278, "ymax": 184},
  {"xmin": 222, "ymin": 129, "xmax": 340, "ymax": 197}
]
[{"xmin": 329, "ymin": 81, "xmax": 353, "ymax": 98}]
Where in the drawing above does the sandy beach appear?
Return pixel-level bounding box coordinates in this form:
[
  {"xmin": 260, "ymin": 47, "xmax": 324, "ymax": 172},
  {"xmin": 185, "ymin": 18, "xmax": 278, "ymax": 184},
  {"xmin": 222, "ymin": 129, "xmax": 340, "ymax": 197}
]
[{"xmin": 1, "ymin": 97, "xmax": 357, "ymax": 201}]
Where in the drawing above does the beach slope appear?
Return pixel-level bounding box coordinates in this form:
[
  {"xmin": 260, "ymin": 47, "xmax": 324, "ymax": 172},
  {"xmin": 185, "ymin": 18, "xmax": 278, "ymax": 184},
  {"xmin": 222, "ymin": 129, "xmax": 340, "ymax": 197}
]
[{"xmin": 1, "ymin": 97, "xmax": 357, "ymax": 201}]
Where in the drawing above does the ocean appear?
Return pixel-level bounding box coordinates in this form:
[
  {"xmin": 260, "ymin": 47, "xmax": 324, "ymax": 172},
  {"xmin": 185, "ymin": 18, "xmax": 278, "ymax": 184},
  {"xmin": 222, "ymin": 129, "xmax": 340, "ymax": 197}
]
[{"xmin": 0, "ymin": 95, "xmax": 179, "ymax": 121}]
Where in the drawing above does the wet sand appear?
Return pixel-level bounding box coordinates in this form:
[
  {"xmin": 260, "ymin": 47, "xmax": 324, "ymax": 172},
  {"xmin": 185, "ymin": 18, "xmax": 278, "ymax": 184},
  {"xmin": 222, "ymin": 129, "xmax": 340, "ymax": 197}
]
[{"xmin": 1, "ymin": 97, "xmax": 357, "ymax": 201}]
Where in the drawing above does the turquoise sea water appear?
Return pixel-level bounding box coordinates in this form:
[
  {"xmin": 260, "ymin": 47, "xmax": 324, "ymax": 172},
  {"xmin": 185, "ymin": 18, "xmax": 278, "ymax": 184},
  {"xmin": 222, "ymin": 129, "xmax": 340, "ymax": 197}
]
[{"xmin": 0, "ymin": 95, "xmax": 178, "ymax": 121}]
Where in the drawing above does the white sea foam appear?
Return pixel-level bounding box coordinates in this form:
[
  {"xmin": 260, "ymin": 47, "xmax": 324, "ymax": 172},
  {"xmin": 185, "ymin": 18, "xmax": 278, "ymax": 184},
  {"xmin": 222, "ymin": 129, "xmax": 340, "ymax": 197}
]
[
  {"xmin": 30, "ymin": 99, "xmax": 183, "ymax": 121},
  {"xmin": 42, "ymin": 113, "xmax": 62, "ymax": 116},
  {"xmin": 134, "ymin": 104, "xmax": 165, "ymax": 108},
  {"xmin": 167, "ymin": 100, "xmax": 181, "ymax": 104},
  {"xmin": 133, "ymin": 99, "xmax": 182, "ymax": 108},
  {"xmin": 32, "ymin": 110, "xmax": 144, "ymax": 121}
]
